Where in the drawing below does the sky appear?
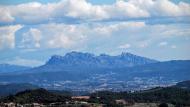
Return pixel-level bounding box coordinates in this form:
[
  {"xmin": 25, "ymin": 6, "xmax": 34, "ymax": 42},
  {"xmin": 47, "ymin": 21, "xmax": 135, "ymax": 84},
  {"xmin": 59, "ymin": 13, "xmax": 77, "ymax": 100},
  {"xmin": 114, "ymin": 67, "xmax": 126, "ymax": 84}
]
[{"xmin": 0, "ymin": 0, "xmax": 190, "ymax": 67}]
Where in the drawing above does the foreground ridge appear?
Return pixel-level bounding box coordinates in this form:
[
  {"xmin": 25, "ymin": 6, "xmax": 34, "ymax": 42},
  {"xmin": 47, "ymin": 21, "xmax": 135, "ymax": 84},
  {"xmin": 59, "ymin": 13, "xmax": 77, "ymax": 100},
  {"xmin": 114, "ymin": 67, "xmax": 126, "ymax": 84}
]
[{"xmin": 0, "ymin": 84, "xmax": 190, "ymax": 107}]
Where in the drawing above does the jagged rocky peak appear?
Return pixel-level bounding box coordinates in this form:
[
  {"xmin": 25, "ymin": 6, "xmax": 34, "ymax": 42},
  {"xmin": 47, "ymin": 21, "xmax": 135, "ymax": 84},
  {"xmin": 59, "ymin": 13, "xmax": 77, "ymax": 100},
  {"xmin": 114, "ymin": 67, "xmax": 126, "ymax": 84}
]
[
  {"xmin": 120, "ymin": 52, "xmax": 140, "ymax": 60},
  {"xmin": 99, "ymin": 53, "xmax": 110, "ymax": 57},
  {"xmin": 51, "ymin": 55, "xmax": 64, "ymax": 59},
  {"xmin": 120, "ymin": 52, "xmax": 157, "ymax": 62},
  {"xmin": 47, "ymin": 55, "xmax": 64, "ymax": 64},
  {"xmin": 121, "ymin": 52, "xmax": 135, "ymax": 57},
  {"xmin": 47, "ymin": 51, "xmax": 95, "ymax": 65},
  {"xmin": 64, "ymin": 51, "xmax": 95, "ymax": 58},
  {"xmin": 46, "ymin": 51, "xmax": 158, "ymax": 67}
]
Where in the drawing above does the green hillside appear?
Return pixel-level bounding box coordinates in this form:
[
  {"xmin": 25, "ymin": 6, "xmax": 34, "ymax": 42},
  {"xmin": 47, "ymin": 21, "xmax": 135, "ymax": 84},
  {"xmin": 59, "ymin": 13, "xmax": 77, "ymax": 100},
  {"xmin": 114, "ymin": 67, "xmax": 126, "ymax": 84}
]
[{"xmin": 0, "ymin": 88, "xmax": 71, "ymax": 104}]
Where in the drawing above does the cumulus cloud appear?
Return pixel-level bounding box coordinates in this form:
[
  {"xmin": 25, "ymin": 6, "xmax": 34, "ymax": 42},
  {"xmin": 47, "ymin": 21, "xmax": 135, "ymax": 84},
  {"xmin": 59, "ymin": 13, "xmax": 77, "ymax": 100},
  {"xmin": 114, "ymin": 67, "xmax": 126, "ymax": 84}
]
[
  {"xmin": 20, "ymin": 28, "xmax": 41, "ymax": 48},
  {"xmin": 0, "ymin": 25, "xmax": 22, "ymax": 49},
  {"xmin": 0, "ymin": 7, "xmax": 15, "ymax": 23},
  {"xmin": 19, "ymin": 22, "xmax": 146, "ymax": 49},
  {"xmin": 104, "ymin": 0, "xmax": 150, "ymax": 19},
  {"xmin": 20, "ymin": 23, "xmax": 87, "ymax": 49},
  {"xmin": 18, "ymin": 21, "xmax": 190, "ymax": 51},
  {"xmin": 0, "ymin": 0, "xmax": 190, "ymax": 24},
  {"xmin": 60, "ymin": 0, "xmax": 108, "ymax": 20},
  {"xmin": 8, "ymin": 2, "xmax": 52, "ymax": 23},
  {"xmin": 92, "ymin": 21, "xmax": 145, "ymax": 36}
]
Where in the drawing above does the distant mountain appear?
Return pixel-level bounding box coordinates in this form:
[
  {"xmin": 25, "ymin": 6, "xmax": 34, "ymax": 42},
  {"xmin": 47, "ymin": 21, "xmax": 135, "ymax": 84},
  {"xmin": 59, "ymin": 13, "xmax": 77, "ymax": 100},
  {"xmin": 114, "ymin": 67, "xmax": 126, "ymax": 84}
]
[
  {"xmin": 0, "ymin": 83, "xmax": 38, "ymax": 98},
  {"xmin": 0, "ymin": 88, "xmax": 71, "ymax": 103},
  {"xmin": 0, "ymin": 60, "xmax": 189, "ymax": 91},
  {"xmin": 46, "ymin": 51, "xmax": 158, "ymax": 67},
  {"xmin": 0, "ymin": 64, "xmax": 30, "ymax": 73},
  {"xmin": 175, "ymin": 80, "xmax": 190, "ymax": 90},
  {"xmin": 0, "ymin": 52, "xmax": 189, "ymax": 91},
  {"xmin": 116, "ymin": 60, "xmax": 190, "ymax": 80}
]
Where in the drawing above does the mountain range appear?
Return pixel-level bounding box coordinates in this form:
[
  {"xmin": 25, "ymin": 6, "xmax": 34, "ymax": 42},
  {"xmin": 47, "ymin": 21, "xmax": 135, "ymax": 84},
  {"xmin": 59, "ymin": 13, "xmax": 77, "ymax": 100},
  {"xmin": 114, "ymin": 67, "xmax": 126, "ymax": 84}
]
[
  {"xmin": 46, "ymin": 51, "xmax": 158, "ymax": 67},
  {"xmin": 0, "ymin": 51, "xmax": 189, "ymax": 91}
]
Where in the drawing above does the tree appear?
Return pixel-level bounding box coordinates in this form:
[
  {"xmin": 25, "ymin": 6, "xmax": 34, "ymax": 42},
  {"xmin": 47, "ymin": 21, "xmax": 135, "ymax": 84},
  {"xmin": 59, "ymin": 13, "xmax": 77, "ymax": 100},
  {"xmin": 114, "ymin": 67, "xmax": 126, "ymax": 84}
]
[{"xmin": 159, "ymin": 103, "xmax": 168, "ymax": 107}]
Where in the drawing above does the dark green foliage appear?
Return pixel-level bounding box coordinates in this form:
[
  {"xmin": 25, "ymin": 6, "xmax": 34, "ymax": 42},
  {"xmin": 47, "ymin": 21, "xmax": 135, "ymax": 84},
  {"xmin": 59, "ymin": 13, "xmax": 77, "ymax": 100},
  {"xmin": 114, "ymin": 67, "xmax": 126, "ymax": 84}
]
[
  {"xmin": 0, "ymin": 88, "xmax": 71, "ymax": 104},
  {"xmin": 125, "ymin": 87, "xmax": 190, "ymax": 104},
  {"xmin": 49, "ymin": 90, "xmax": 72, "ymax": 96},
  {"xmin": 89, "ymin": 87, "xmax": 190, "ymax": 106},
  {"xmin": 175, "ymin": 80, "xmax": 190, "ymax": 90},
  {"xmin": 159, "ymin": 103, "xmax": 168, "ymax": 107}
]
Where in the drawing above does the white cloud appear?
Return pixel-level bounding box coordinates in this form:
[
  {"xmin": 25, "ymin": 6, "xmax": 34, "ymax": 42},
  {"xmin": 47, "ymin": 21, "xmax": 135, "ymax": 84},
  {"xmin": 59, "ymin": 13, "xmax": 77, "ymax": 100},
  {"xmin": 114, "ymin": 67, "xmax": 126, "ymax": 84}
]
[
  {"xmin": 60, "ymin": 0, "xmax": 108, "ymax": 20},
  {"xmin": 0, "ymin": 25, "xmax": 22, "ymax": 49},
  {"xmin": 105, "ymin": 0, "xmax": 150, "ymax": 18},
  {"xmin": 118, "ymin": 43, "xmax": 131, "ymax": 49},
  {"xmin": 40, "ymin": 22, "xmax": 145, "ymax": 48},
  {"xmin": 47, "ymin": 35, "xmax": 74, "ymax": 48},
  {"xmin": 171, "ymin": 45, "xmax": 177, "ymax": 49},
  {"xmin": 128, "ymin": 0, "xmax": 190, "ymax": 17},
  {"xmin": 43, "ymin": 23, "xmax": 87, "ymax": 48},
  {"xmin": 160, "ymin": 28, "xmax": 190, "ymax": 37},
  {"xmin": 92, "ymin": 21, "xmax": 145, "ymax": 36},
  {"xmin": 0, "ymin": 7, "xmax": 15, "ymax": 23},
  {"xmin": 0, "ymin": 0, "xmax": 190, "ymax": 23},
  {"xmin": 9, "ymin": 2, "xmax": 53, "ymax": 23},
  {"xmin": 18, "ymin": 21, "xmax": 145, "ymax": 49},
  {"xmin": 138, "ymin": 41, "xmax": 149, "ymax": 48},
  {"xmin": 20, "ymin": 28, "xmax": 41, "ymax": 48},
  {"xmin": 158, "ymin": 41, "xmax": 168, "ymax": 46},
  {"xmin": 19, "ymin": 21, "xmax": 190, "ymax": 51}
]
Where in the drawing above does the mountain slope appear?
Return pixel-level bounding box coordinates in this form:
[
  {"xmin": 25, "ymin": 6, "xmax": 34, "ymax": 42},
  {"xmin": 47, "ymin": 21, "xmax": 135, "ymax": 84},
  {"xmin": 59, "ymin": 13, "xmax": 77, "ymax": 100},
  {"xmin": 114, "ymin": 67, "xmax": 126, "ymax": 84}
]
[
  {"xmin": 116, "ymin": 60, "xmax": 190, "ymax": 80},
  {"xmin": 175, "ymin": 80, "xmax": 190, "ymax": 90},
  {"xmin": 0, "ymin": 64, "xmax": 30, "ymax": 73}
]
